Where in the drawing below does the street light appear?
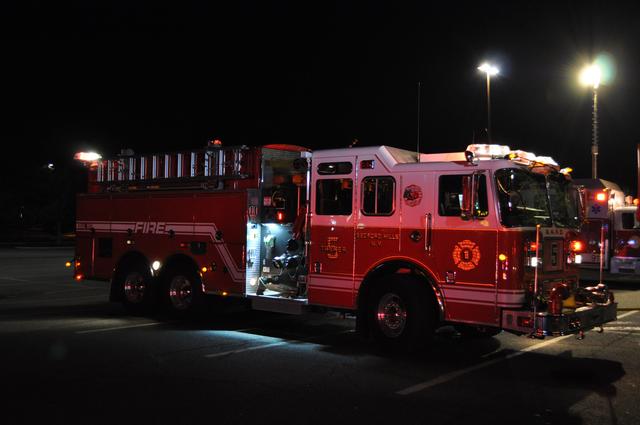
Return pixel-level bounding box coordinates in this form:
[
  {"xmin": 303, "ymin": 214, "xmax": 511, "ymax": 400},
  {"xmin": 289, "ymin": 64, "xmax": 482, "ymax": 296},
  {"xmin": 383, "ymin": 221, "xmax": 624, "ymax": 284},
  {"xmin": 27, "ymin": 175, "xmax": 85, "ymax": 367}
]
[
  {"xmin": 478, "ymin": 62, "xmax": 499, "ymax": 143},
  {"xmin": 580, "ymin": 63, "xmax": 602, "ymax": 179}
]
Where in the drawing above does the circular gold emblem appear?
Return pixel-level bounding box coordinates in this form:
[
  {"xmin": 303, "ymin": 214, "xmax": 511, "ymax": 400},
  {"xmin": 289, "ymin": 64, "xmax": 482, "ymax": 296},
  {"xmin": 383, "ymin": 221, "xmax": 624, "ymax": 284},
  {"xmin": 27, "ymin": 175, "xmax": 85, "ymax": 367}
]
[{"xmin": 452, "ymin": 240, "xmax": 481, "ymax": 271}]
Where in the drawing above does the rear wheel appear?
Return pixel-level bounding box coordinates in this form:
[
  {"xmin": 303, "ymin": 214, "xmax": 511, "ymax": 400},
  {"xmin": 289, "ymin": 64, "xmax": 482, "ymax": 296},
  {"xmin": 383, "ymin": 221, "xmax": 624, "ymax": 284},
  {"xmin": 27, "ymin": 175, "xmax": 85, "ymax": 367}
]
[
  {"xmin": 163, "ymin": 267, "xmax": 205, "ymax": 316},
  {"xmin": 368, "ymin": 276, "xmax": 435, "ymax": 352}
]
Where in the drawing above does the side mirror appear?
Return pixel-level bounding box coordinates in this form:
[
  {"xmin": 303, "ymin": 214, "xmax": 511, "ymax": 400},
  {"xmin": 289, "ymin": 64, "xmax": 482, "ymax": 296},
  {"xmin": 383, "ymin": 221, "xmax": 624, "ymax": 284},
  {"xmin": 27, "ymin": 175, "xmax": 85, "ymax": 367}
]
[
  {"xmin": 461, "ymin": 175, "xmax": 473, "ymax": 220},
  {"xmin": 577, "ymin": 186, "xmax": 587, "ymax": 224}
]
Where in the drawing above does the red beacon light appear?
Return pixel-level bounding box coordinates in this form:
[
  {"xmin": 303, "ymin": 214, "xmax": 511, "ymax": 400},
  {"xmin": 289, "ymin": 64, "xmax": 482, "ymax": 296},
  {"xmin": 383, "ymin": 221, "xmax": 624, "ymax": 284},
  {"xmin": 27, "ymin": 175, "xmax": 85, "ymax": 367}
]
[
  {"xmin": 209, "ymin": 139, "xmax": 223, "ymax": 147},
  {"xmin": 570, "ymin": 240, "xmax": 584, "ymax": 252},
  {"xmin": 276, "ymin": 211, "xmax": 285, "ymax": 222},
  {"xmin": 595, "ymin": 192, "xmax": 607, "ymax": 202}
]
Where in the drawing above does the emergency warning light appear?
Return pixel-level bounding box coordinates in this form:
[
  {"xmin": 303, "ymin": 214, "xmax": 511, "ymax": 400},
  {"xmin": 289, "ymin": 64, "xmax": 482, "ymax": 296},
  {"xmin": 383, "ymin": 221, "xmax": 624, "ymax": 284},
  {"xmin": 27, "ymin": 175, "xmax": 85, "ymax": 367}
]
[
  {"xmin": 74, "ymin": 152, "xmax": 102, "ymax": 162},
  {"xmin": 466, "ymin": 144, "xmax": 511, "ymax": 158},
  {"xmin": 595, "ymin": 192, "xmax": 607, "ymax": 202},
  {"xmin": 570, "ymin": 240, "xmax": 584, "ymax": 252}
]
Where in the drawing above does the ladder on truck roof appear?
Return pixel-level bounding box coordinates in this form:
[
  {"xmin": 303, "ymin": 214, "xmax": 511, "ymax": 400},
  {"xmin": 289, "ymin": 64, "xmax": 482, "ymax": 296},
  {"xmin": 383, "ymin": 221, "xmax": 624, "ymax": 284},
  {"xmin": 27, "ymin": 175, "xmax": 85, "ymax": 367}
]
[{"xmin": 92, "ymin": 145, "xmax": 252, "ymax": 191}]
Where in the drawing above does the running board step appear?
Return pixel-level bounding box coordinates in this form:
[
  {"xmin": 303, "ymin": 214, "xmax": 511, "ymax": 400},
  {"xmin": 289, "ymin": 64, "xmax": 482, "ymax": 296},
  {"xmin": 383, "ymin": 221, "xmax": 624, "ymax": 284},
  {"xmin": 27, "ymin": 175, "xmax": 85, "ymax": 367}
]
[{"xmin": 250, "ymin": 296, "xmax": 309, "ymax": 315}]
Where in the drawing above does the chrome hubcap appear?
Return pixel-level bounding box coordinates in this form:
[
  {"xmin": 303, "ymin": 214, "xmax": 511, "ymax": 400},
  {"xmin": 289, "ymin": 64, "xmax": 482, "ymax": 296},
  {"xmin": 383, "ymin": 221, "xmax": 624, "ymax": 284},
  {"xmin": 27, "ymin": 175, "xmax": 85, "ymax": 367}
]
[
  {"xmin": 123, "ymin": 272, "xmax": 146, "ymax": 304},
  {"xmin": 376, "ymin": 293, "xmax": 407, "ymax": 338},
  {"xmin": 169, "ymin": 275, "xmax": 193, "ymax": 311}
]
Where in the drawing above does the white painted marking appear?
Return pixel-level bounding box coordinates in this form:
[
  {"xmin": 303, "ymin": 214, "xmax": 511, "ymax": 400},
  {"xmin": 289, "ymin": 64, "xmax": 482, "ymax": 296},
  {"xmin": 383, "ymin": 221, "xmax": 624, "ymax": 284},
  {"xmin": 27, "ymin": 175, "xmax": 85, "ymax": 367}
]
[
  {"xmin": 0, "ymin": 276, "xmax": 30, "ymax": 282},
  {"xmin": 397, "ymin": 310, "xmax": 638, "ymax": 396},
  {"xmin": 0, "ymin": 294, "xmax": 106, "ymax": 305},
  {"xmin": 76, "ymin": 322, "xmax": 165, "ymax": 334},
  {"xmin": 616, "ymin": 310, "xmax": 639, "ymax": 320},
  {"xmin": 602, "ymin": 326, "xmax": 640, "ymax": 331},
  {"xmin": 204, "ymin": 330, "xmax": 353, "ymax": 359},
  {"xmin": 205, "ymin": 340, "xmax": 289, "ymax": 358}
]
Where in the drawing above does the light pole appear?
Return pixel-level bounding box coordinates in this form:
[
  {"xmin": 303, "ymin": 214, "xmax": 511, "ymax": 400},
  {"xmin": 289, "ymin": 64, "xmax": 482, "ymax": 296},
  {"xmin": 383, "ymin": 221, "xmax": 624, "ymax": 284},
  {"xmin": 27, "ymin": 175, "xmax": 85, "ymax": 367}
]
[
  {"xmin": 478, "ymin": 62, "xmax": 499, "ymax": 143},
  {"xmin": 580, "ymin": 64, "xmax": 602, "ymax": 179}
]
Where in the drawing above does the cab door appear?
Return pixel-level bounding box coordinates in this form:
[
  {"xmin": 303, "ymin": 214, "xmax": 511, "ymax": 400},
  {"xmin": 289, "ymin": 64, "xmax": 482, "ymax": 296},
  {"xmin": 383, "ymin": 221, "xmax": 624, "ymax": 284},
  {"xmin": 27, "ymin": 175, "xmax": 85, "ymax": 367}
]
[
  {"xmin": 353, "ymin": 156, "xmax": 400, "ymax": 288},
  {"xmin": 433, "ymin": 171, "xmax": 499, "ymax": 326},
  {"xmin": 308, "ymin": 157, "xmax": 356, "ymax": 308}
]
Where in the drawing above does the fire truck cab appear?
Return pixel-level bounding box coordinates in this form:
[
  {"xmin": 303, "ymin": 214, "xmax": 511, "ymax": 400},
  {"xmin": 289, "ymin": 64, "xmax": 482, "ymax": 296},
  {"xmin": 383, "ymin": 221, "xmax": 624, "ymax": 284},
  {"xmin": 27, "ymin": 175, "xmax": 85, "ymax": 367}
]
[{"xmin": 73, "ymin": 142, "xmax": 616, "ymax": 350}]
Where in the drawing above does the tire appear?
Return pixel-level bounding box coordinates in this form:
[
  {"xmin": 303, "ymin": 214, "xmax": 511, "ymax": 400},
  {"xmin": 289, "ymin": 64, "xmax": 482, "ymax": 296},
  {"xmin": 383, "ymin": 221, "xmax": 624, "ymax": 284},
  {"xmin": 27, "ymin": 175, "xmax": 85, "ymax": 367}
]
[
  {"xmin": 118, "ymin": 263, "xmax": 155, "ymax": 314},
  {"xmin": 367, "ymin": 275, "xmax": 435, "ymax": 352},
  {"xmin": 454, "ymin": 325, "xmax": 501, "ymax": 339},
  {"xmin": 162, "ymin": 267, "xmax": 205, "ymax": 316}
]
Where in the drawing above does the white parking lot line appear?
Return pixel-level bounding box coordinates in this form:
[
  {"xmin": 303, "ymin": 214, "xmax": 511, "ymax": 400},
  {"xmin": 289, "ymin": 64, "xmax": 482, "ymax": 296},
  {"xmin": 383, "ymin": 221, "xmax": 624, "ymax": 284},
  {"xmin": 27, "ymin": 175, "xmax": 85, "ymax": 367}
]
[
  {"xmin": 0, "ymin": 294, "xmax": 106, "ymax": 305},
  {"xmin": 204, "ymin": 329, "xmax": 353, "ymax": 359},
  {"xmin": 205, "ymin": 340, "xmax": 290, "ymax": 358},
  {"xmin": 76, "ymin": 322, "xmax": 165, "ymax": 334},
  {"xmin": 397, "ymin": 310, "xmax": 638, "ymax": 396}
]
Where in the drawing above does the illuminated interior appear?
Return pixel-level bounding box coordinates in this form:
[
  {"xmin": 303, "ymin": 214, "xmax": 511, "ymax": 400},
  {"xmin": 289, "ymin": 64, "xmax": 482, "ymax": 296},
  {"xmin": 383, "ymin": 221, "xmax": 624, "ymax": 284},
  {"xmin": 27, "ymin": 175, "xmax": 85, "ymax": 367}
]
[{"xmin": 245, "ymin": 147, "xmax": 309, "ymax": 299}]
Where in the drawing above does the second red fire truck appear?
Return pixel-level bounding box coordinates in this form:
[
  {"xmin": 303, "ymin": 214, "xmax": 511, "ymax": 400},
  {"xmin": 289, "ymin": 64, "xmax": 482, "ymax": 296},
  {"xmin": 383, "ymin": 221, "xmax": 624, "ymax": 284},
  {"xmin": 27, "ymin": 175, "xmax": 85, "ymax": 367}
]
[
  {"xmin": 575, "ymin": 178, "xmax": 640, "ymax": 274},
  {"xmin": 72, "ymin": 142, "xmax": 616, "ymax": 350}
]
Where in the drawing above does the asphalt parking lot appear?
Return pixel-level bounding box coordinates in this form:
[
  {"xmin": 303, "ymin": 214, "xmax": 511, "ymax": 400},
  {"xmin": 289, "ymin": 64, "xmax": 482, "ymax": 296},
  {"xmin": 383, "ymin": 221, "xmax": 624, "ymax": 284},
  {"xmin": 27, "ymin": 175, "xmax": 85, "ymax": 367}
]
[{"xmin": 1, "ymin": 247, "xmax": 639, "ymax": 425}]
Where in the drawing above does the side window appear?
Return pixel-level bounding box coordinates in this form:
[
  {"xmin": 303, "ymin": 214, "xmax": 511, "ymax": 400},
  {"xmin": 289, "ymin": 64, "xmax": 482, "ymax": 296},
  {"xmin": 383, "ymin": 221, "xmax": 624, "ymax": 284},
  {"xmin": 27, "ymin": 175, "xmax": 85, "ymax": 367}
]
[
  {"xmin": 439, "ymin": 174, "xmax": 488, "ymax": 217},
  {"xmin": 362, "ymin": 176, "xmax": 395, "ymax": 216},
  {"xmin": 316, "ymin": 179, "xmax": 353, "ymax": 215},
  {"xmin": 621, "ymin": 213, "xmax": 635, "ymax": 229},
  {"xmin": 317, "ymin": 162, "xmax": 353, "ymax": 175}
]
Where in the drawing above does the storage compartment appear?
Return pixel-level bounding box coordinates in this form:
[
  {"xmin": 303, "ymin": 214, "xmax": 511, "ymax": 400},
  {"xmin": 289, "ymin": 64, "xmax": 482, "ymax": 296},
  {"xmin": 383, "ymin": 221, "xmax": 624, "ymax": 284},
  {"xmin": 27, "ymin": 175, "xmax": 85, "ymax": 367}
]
[{"xmin": 244, "ymin": 146, "xmax": 309, "ymax": 300}]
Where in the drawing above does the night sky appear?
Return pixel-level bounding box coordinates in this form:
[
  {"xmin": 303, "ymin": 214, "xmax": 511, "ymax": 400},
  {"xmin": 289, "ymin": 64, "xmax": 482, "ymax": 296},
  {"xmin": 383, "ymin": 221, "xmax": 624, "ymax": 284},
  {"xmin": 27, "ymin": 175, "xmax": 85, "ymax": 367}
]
[{"xmin": 3, "ymin": 1, "xmax": 640, "ymax": 199}]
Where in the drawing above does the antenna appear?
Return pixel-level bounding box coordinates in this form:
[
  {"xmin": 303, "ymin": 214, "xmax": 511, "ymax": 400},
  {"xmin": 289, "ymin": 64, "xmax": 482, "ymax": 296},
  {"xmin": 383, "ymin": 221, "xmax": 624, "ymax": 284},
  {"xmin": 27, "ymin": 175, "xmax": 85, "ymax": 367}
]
[{"xmin": 416, "ymin": 81, "xmax": 422, "ymax": 162}]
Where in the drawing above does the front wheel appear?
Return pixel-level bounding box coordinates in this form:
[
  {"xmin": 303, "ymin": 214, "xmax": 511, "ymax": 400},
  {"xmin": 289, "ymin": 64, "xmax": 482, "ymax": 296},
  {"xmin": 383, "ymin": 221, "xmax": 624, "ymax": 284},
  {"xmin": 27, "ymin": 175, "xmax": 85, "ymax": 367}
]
[{"xmin": 368, "ymin": 276, "xmax": 435, "ymax": 352}]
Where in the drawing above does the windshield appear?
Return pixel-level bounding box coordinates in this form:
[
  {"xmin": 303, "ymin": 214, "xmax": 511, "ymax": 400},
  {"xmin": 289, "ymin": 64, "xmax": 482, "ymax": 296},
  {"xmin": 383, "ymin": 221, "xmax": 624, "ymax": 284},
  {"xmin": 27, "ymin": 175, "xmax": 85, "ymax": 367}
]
[
  {"xmin": 495, "ymin": 168, "xmax": 551, "ymax": 227},
  {"xmin": 495, "ymin": 168, "xmax": 580, "ymax": 228},
  {"xmin": 546, "ymin": 173, "xmax": 581, "ymax": 228}
]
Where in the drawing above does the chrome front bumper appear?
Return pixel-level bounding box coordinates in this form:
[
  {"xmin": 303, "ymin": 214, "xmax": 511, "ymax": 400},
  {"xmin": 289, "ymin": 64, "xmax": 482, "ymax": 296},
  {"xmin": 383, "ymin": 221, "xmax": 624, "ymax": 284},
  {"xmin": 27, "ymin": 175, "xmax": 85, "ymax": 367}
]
[{"xmin": 502, "ymin": 302, "xmax": 617, "ymax": 337}]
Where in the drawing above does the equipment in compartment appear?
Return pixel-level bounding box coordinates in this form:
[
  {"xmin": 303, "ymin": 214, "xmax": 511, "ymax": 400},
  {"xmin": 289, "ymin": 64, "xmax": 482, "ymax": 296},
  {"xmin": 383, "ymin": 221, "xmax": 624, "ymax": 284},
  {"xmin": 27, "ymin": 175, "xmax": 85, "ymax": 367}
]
[{"xmin": 256, "ymin": 223, "xmax": 306, "ymax": 298}]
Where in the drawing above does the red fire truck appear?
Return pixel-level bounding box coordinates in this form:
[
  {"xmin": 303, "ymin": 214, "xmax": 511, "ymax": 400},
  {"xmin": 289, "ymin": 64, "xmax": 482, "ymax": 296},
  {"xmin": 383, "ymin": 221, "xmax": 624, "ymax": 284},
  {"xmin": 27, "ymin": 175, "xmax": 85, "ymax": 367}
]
[
  {"xmin": 574, "ymin": 178, "xmax": 640, "ymax": 274},
  {"xmin": 72, "ymin": 142, "xmax": 616, "ymax": 350}
]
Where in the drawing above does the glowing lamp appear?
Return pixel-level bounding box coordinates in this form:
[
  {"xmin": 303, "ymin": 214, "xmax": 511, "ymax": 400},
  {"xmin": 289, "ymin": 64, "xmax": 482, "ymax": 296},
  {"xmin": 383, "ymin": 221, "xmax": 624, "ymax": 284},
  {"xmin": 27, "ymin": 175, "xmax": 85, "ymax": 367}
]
[
  {"xmin": 570, "ymin": 240, "xmax": 583, "ymax": 252},
  {"xmin": 580, "ymin": 64, "xmax": 602, "ymax": 89},
  {"xmin": 478, "ymin": 63, "xmax": 499, "ymax": 76},
  {"xmin": 595, "ymin": 192, "xmax": 607, "ymax": 202},
  {"xmin": 276, "ymin": 211, "xmax": 285, "ymax": 222},
  {"xmin": 74, "ymin": 152, "xmax": 102, "ymax": 162}
]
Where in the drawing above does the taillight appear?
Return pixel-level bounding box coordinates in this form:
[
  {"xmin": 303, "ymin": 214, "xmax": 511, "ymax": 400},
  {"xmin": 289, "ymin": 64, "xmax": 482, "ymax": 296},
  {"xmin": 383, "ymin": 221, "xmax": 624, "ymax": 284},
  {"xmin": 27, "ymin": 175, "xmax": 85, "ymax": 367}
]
[{"xmin": 525, "ymin": 241, "xmax": 539, "ymax": 267}]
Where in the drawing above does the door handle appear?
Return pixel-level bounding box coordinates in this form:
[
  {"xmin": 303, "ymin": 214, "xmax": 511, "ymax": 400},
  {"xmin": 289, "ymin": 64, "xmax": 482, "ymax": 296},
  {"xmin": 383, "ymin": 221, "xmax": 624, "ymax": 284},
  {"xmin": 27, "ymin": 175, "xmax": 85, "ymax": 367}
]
[{"xmin": 425, "ymin": 212, "xmax": 432, "ymax": 253}]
